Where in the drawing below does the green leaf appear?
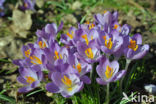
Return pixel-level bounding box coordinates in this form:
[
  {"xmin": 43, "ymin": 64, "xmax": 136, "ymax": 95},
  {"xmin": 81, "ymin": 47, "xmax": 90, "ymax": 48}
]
[
  {"xmin": 0, "ymin": 94, "xmax": 16, "ymax": 104},
  {"xmin": 26, "ymin": 89, "xmax": 43, "ymax": 97}
]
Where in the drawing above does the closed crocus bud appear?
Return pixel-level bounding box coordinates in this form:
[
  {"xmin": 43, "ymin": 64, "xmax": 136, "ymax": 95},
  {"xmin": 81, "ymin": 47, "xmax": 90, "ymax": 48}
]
[{"xmin": 96, "ymin": 56, "xmax": 126, "ymax": 85}]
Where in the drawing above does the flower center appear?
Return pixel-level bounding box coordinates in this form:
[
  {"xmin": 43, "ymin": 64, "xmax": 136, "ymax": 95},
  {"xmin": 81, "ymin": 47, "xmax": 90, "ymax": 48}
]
[
  {"xmin": 73, "ymin": 63, "xmax": 82, "ymax": 73},
  {"xmin": 128, "ymin": 39, "xmax": 138, "ymax": 51},
  {"xmin": 113, "ymin": 24, "xmax": 118, "ymax": 29},
  {"xmin": 26, "ymin": 76, "xmax": 35, "ymax": 84},
  {"xmin": 104, "ymin": 10, "xmax": 107, "ymax": 14},
  {"xmin": 85, "ymin": 48, "xmax": 94, "ymax": 59},
  {"xmin": 61, "ymin": 75, "xmax": 73, "ymax": 91},
  {"xmin": 38, "ymin": 41, "xmax": 46, "ymax": 49},
  {"xmin": 89, "ymin": 24, "xmax": 95, "ymax": 30},
  {"xmin": 82, "ymin": 34, "xmax": 89, "ymax": 45},
  {"xmin": 66, "ymin": 31, "xmax": 74, "ymax": 39},
  {"xmin": 103, "ymin": 36, "xmax": 113, "ymax": 49},
  {"xmin": 24, "ymin": 49, "xmax": 31, "ymax": 57},
  {"xmin": 24, "ymin": 3, "xmax": 28, "ymax": 8},
  {"xmin": 30, "ymin": 55, "xmax": 42, "ymax": 64},
  {"xmin": 54, "ymin": 50, "xmax": 63, "ymax": 60},
  {"xmin": 105, "ymin": 65, "xmax": 113, "ymax": 79}
]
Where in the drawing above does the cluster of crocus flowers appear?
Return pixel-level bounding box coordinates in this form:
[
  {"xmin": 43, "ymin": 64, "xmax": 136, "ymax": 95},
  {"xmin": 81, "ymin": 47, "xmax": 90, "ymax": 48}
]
[{"xmin": 13, "ymin": 10, "xmax": 149, "ymax": 97}]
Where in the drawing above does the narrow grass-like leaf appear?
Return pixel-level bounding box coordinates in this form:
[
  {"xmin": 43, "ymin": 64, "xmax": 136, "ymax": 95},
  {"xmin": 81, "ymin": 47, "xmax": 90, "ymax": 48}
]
[
  {"xmin": 0, "ymin": 94, "xmax": 16, "ymax": 104},
  {"xmin": 26, "ymin": 89, "xmax": 43, "ymax": 97}
]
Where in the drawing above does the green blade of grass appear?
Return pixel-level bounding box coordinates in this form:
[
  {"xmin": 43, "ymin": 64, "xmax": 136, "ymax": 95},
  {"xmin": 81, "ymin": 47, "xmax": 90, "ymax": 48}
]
[
  {"xmin": 0, "ymin": 94, "xmax": 16, "ymax": 104},
  {"xmin": 26, "ymin": 89, "xmax": 44, "ymax": 97}
]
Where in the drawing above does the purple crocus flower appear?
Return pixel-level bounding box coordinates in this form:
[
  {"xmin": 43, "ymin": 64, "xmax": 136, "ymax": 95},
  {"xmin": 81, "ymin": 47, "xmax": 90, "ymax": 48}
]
[
  {"xmin": 68, "ymin": 53, "xmax": 92, "ymax": 84},
  {"xmin": 124, "ymin": 33, "xmax": 149, "ymax": 60},
  {"xmin": 43, "ymin": 41, "xmax": 69, "ymax": 71},
  {"xmin": 17, "ymin": 66, "xmax": 43, "ymax": 93},
  {"xmin": 0, "ymin": 0, "xmax": 5, "ymax": 17},
  {"xmin": 98, "ymin": 30, "xmax": 123, "ymax": 55},
  {"xmin": 77, "ymin": 40, "xmax": 101, "ymax": 63},
  {"xmin": 46, "ymin": 72, "xmax": 83, "ymax": 97},
  {"xmin": 36, "ymin": 22, "xmax": 63, "ymax": 41},
  {"xmin": 60, "ymin": 27, "xmax": 77, "ymax": 46},
  {"xmin": 20, "ymin": 0, "xmax": 36, "ymax": 11},
  {"xmin": 96, "ymin": 56, "xmax": 126, "ymax": 85},
  {"xmin": 113, "ymin": 24, "xmax": 131, "ymax": 58},
  {"xmin": 13, "ymin": 44, "xmax": 47, "ymax": 70}
]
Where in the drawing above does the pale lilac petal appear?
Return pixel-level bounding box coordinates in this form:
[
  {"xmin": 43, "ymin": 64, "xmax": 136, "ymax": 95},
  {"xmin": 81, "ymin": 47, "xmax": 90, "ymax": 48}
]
[{"xmin": 96, "ymin": 78, "xmax": 108, "ymax": 85}]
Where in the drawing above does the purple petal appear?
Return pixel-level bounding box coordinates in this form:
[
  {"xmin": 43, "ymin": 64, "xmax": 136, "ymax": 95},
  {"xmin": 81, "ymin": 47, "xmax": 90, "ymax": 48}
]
[
  {"xmin": 18, "ymin": 86, "xmax": 32, "ymax": 93},
  {"xmin": 132, "ymin": 44, "xmax": 149, "ymax": 60},
  {"xmin": 17, "ymin": 76, "xmax": 28, "ymax": 85},
  {"xmin": 96, "ymin": 78, "xmax": 108, "ymax": 85},
  {"xmin": 113, "ymin": 70, "xmax": 127, "ymax": 81},
  {"xmin": 46, "ymin": 82, "xmax": 60, "ymax": 93},
  {"xmin": 31, "ymin": 80, "xmax": 40, "ymax": 88},
  {"xmin": 132, "ymin": 33, "xmax": 142, "ymax": 44},
  {"xmin": 80, "ymin": 75, "xmax": 91, "ymax": 84}
]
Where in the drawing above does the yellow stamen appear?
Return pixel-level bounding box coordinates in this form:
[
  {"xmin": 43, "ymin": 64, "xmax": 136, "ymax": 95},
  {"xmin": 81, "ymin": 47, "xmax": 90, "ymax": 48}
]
[
  {"xmin": 38, "ymin": 41, "xmax": 46, "ymax": 49},
  {"xmin": 73, "ymin": 65, "xmax": 76, "ymax": 69},
  {"xmin": 24, "ymin": 49, "xmax": 31, "ymax": 57},
  {"xmin": 104, "ymin": 10, "xmax": 107, "ymax": 14},
  {"xmin": 85, "ymin": 21, "xmax": 90, "ymax": 24},
  {"xmin": 105, "ymin": 65, "xmax": 113, "ymax": 79},
  {"xmin": 77, "ymin": 63, "xmax": 82, "ymax": 73},
  {"xmin": 128, "ymin": 39, "xmax": 138, "ymax": 51},
  {"xmin": 26, "ymin": 76, "xmax": 35, "ymax": 84},
  {"xmin": 85, "ymin": 48, "xmax": 94, "ymax": 59},
  {"xmin": 24, "ymin": 3, "xmax": 28, "ymax": 8},
  {"xmin": 89, "ymin": 24, "xmax": 95, "ymax": 30},
  {"xmin": 91, "ymin": 35, "xmax": 93, "ymax": 40},
  {"xmin": 61, "ymin": 75, "xmax": 72, "ymax": 87},
  {"xmin": 113, "ymin": 24, "xmax": 118, "ymax": 29},
  {"xmin": 81, "ymin": 34, "xmax": 89, "ymax": 45},
  {"xmin": 104, "ymin": 36, "xmax": 113, "ymax": 49},
  {"xmin": 66, "ymin": 32, "xmax": 73, "ymax": 39},
  {"xmin": 54, "ymin": 50, "xmax": 63, "ymax": 60},
  {"xmin": 30, "ymin": 55, "xmax": 42, "ymax": 64}
]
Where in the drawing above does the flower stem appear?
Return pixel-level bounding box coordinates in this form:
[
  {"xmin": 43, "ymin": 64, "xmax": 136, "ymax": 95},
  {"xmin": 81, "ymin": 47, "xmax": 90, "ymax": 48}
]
[
  {"xmin": 120, "ymin": 59, "xmax": 131, "ymax": 93},
  {"xmin": 106, "ymin": 83, "xmax": 110, "ymax": 104}
]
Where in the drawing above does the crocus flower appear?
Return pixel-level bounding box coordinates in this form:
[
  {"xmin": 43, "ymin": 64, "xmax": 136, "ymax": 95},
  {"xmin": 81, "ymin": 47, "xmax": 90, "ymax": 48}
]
[
  {"xmin": 60, "ymin": 27, "xmax": 77, "ymax": 46},
  {"xmin": 20, "ymin": 0, "xmax": 36, "ymax": 11},
  {"xmin": 36, "ymin": 22, "xmax": 63, "ymax": 41},
  {"xmin": 94, "ymin": 11, "xmax": 119, "ymax": 33},
  {"xmin": 98, "ymin": 30, "xmax": 123, "ymax": 55},
  {"xmin": 46, "ymin": 72, "xmax": 83, "ymax": 97},
  {"xmin": 96, "ymin": 56, "xmax": 126, "ymax": 85},
  {"xmin": 113, "ymin": 24, "xmax": 131, "ymax": 58},
  {"xmin": 17, "ymin": 66, "xmax": 43, "ymax": 93},
  {"xmin": 43, "ymin": 41, "xmax": 69, "ymax": 71},
  {"xmin": 13, "ymin": 44, "xmax": 47, "ymax": 70},
  {"xmin": 124, "ymin": 33, "xmax": 149, "ymax": 60},
  {"xmin": 0, "ymin": 0, "xmax": 5, "ymax": 17},
  {"xmin": 68, "ymin": 53, "xmax": 92, "ymax": 84},
  {"xmin": 77, "ymin": 40, "xmax": 101, "ymax": 63}
]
